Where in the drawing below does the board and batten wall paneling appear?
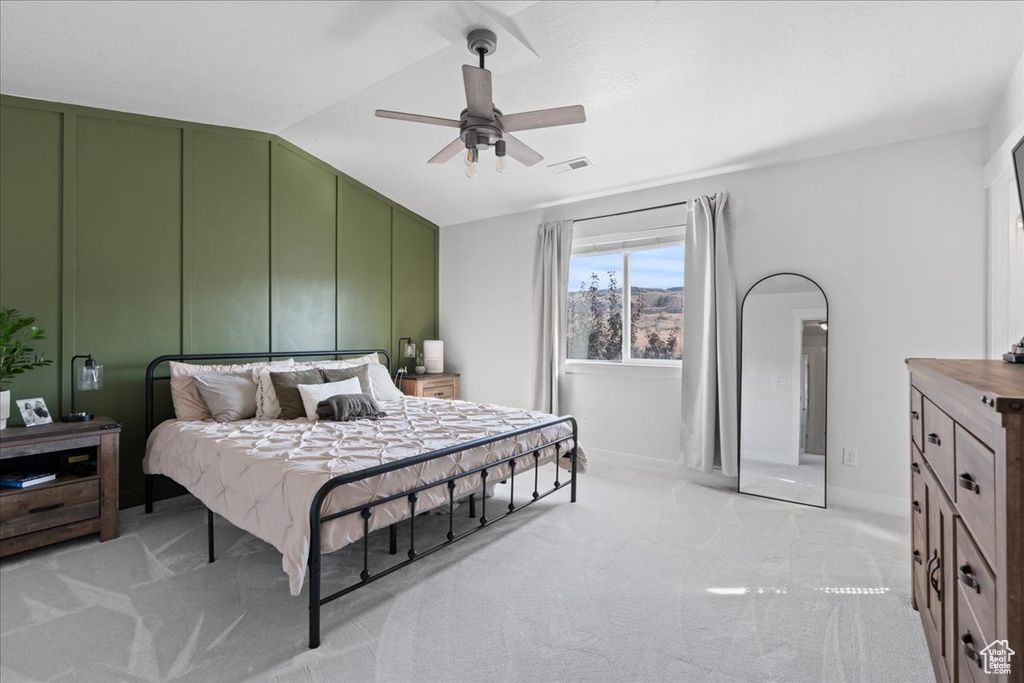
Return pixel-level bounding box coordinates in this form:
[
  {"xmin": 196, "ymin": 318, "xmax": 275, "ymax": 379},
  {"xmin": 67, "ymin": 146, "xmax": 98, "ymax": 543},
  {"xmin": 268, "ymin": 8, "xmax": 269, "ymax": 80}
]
[
  {"xmin": 271, "ymin": 145, "xmax": 337, "ymax": 352},
  {"xmin": 74, "ymin": 115, "xmax": 183, "ymax": 503},
  {"xmin": 392, "ymin": 209, "xmax": 438, "ymax": 371},
  {"xmin": 0, "ymin": 105, "xmax": 63, "ymax": 427},
  {"xmin": 190, "ymin": 131, "xmax": 271, "ymax": 353},
  {"xmin": 0, "ymin": 95, "xmax": 438, "ymax": 508},
  {"xmin": 338, "ymin": 181, "xmax": 392, "ymax": 351}
]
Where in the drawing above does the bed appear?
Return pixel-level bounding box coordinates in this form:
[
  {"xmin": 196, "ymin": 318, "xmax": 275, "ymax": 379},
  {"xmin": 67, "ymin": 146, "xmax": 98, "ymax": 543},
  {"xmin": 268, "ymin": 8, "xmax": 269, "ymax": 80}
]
[{"xmin": 141, "ymin": 349, "xmax": 582, "ymax": 648}]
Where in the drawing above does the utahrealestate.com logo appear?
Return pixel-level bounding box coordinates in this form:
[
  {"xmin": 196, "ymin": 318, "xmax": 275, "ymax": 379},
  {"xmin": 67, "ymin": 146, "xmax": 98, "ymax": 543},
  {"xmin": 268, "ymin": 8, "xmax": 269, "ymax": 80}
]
[{"xmin": 980, "ymin": 639, "xmax": 1015, "ymax": 675}]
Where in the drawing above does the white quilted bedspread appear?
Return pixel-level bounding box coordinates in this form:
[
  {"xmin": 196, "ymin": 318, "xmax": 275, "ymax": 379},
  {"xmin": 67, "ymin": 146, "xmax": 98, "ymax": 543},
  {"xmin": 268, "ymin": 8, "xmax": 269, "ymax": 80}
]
[{"xmin": 143, "ymin": 397, "xmax": 584, "ymax": 595}]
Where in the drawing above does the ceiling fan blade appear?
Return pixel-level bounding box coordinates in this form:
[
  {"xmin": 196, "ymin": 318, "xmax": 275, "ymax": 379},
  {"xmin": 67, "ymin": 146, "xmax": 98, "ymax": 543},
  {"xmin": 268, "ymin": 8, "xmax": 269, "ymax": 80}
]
[
  {"xmin": 462, "ymin": 65, "xmax": 493, "ymax": 121},
  {"xmin": 376, "ymin": 110, "xmax": 461, "ymax": 128},
  {"xmin": 504, "ymin": 134, "xmax": 543, "ymax": 167},
  {"xmin": 501, "ymin": 105, "xmax": 586, "ymax": 132},
  {"xmin": 428, "ymin": 138, "xmax": 466, "ymax": 164}
]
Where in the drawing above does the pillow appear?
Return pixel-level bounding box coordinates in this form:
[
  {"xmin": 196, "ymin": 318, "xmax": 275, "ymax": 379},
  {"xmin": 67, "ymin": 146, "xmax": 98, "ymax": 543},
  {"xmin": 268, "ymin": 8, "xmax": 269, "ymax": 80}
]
[
  {"xmin": 319, "ymin": 365, "xmax": 372, "ymax": 395},
  {"xmin": 268, "ymin": 369, "xmax": 325, "ymax": 420},
  {"xmin": 315, "ymin": 393, "xmax": 387, "ymax": 422},
  {"xmin": 193, "ymin": 372, "xmax": 257, "ymax": 423},
  {"xmin": 169, "ymin": 359, "xmax": 294, "ymax": 421},
  {"xmin": 366, "ymin": 363, "xmax": 405, "ymax": 400},
  {"xmin": 293, "ymin": 353, "xmax": 380, "ymax": 371},
  {"xmin": 297, "ymin": 378, "xmax": 362, "ymax": 419}
]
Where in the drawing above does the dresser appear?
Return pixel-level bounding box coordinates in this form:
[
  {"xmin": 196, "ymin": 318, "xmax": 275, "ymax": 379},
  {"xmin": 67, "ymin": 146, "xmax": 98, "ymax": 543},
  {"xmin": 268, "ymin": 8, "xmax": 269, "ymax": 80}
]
[
  {"xmin": 907, "ymin": 360, "xmax": 1023, "ymax": 683},
  {"xmin": 400, "ymin": 373, "xmax": 460, "ymax": 400},
  {"xmin": 0, "ymin": 417, "xmax": 120, "ymax": 556}
]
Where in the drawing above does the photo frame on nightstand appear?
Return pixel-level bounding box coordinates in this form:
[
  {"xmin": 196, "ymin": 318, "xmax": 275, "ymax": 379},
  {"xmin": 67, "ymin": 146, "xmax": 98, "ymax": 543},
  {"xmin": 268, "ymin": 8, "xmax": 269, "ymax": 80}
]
[{"xmin": 16, "ymin": 397, "xmax": 52, "ymax": 426}]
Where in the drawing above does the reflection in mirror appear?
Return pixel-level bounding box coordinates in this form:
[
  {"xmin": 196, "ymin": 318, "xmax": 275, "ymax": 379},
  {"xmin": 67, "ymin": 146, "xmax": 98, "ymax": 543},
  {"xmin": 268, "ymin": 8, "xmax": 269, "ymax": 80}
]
[{"xmin": 738, "ymin": 273, "xmax": 827, "ymax": 507}]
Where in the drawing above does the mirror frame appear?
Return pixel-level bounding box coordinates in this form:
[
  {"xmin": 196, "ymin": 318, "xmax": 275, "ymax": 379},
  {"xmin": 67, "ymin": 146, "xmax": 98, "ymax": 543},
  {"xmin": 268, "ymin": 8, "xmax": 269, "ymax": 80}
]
[{"xmin": 736, "ymin": 272, "xmax": 828, "ymax": 508}]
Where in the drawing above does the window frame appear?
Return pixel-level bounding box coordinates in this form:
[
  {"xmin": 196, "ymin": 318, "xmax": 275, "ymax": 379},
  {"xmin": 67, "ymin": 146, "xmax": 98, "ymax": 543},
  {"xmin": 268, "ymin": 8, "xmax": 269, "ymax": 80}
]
[{"xmin": 566, "ymin": 226, "xmax": 685, "ymax": 368}]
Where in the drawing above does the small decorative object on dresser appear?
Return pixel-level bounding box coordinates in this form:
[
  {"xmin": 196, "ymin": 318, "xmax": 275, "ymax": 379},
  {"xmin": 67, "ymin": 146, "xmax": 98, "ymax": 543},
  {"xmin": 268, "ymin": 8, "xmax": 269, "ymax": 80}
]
[
  {"xmin": 415, "ymin": 350, "xmax": 426, "ymax": 375},
  {"xmin": 906, "ymin": 359, "xmax": 1023, "ymax": 683},
  {"xmin": 401, "ymin": 372, "xmax": 460, "ymax": 400},
  {"xmin": 16, "ymin": 397, "xmax": 52, "ymax": 426},
  {"xmin": 0, "ymin": 308, "xmax": 55, "ymax": 429},
  {"xmin": 0, "ymin": 417, "xmax": 120, "ymax": 556}
]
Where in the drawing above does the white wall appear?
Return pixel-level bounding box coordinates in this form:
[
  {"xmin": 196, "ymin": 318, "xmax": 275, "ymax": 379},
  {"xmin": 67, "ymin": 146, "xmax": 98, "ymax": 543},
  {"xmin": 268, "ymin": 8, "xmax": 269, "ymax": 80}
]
[
  {"xmin": 440, "ymin": 128, "xmax": 988, "ymax": 515},
  {"xmin": 988, "ymin": 51, "xmax": 1023, "ymax": 156}
]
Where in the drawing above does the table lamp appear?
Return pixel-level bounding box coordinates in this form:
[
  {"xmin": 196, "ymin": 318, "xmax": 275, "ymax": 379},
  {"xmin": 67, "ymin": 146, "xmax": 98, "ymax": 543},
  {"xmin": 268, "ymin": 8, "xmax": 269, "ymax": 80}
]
[{"xmin": 63, "ymin": 354, "xmax": 103, "ymax": 422}]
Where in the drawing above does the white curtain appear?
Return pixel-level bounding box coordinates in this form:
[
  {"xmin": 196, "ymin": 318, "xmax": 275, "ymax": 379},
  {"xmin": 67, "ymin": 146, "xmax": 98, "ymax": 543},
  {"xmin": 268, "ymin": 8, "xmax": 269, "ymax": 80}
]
[
  {"xmin": 680, "ymin": 194, "xmax": 738, "ymax": 475},
  {"xmin": 535, "ymin": 219, "xmax": 574, "ymax": 413}
]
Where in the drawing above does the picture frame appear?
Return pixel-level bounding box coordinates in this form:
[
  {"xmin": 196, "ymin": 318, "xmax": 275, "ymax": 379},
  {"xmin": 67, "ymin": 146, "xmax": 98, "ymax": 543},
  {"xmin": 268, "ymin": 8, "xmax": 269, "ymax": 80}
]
[{"xmin": 17, "ymin": 397, "xmax": 53, "ymax": 426}]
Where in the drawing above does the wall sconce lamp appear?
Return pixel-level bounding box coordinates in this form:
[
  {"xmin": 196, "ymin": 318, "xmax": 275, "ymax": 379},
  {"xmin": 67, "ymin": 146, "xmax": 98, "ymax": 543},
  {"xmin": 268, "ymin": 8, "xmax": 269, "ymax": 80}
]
[
  {"xmin": 63, "ymin": 354, "xmax": 103, "ymax": 422},
  {"xmin": 398, "ymin": 337, "xmax": 416, "ymax": 361}
]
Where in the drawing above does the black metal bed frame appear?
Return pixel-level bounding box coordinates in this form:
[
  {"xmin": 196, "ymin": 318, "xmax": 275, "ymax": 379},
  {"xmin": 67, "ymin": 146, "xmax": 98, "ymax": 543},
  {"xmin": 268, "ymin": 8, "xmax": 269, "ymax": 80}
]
[{"xmin": 143, "ymin": 349, "xmax": 579, "ymax": 649}]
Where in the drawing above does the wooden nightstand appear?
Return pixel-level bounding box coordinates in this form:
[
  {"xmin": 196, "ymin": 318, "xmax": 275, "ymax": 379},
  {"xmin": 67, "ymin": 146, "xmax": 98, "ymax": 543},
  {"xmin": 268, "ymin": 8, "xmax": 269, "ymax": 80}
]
[
  {"xmin": 0, "ymin": 417, "xmax": 120, "ymax": 557},
  {"xmin": 400, "ymin": 373, "xmax": 460, "ymax": 400}
]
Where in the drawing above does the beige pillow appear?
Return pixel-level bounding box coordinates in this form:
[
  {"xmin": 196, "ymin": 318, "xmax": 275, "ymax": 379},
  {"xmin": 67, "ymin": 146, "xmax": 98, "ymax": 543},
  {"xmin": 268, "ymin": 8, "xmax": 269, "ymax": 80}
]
[
  {"xmin": 293, "ymin": 353, "xmax": 380, "ymax": 371},
  {"xmin": 169, "ymin": 359, "xmax": 294, "ymax": 421},
  {"xmin": 193, "ymin": 372, "xmax": 257, "ymax": 423}
]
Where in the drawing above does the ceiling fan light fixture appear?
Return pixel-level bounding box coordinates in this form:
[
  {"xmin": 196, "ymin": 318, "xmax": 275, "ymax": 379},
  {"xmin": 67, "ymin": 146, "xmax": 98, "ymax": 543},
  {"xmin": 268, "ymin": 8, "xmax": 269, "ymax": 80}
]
[
  {"xmin": 464, "ymin": 147, "xmax": 479, "ymax": 166},
  {"xmin": 495, "ymin": 139, "xmax": 508, "ymax": 173}
]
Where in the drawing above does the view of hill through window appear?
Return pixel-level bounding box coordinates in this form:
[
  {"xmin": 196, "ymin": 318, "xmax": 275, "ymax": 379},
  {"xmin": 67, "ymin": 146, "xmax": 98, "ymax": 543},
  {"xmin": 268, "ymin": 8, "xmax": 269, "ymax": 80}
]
[{"xmin": 566, "ymin": 244, "xmax": 684, "ymax": 362}]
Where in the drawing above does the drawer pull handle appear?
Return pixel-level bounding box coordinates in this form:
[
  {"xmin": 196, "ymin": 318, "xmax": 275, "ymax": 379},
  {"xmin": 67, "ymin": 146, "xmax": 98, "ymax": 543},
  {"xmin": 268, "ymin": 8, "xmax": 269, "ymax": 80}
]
[
  {"xmin": 958, "ymin": 564, "xmax": 981, "ymax": 593},
  {"xmin": 434, "ymin": 392, "xmax": 445, "ymax": 397},
  {"xmin": 911, "ymin": 462, "xmax": 921, "ymax": 474},
  {"xmin": 911, "ymin": 500, "xmax": 921, "ymax": 513},
  {"xmin": 910, "ymin": 410, "xmax": 919, "ymax": 420},
  {"xmin": 28, "ymin": 502, "xmax": 64, "ymax": 514},
  {"xmin": 926, "ymin": 433, "xmax": 941, "ymax": 446},
  {"xmin": 961, "ymin": 631, "xmax": 983, "ymax": 669},
  {"xmin": 958, "ymin": 473, "xmax": 980, "ymax": 494},
  {"xmin": 912, "ymin": 550, "xmax": 923, "ymax": 565},
  {"xmin": 928, "ymin": 551, "xmax": 941, "ymax": 601}
]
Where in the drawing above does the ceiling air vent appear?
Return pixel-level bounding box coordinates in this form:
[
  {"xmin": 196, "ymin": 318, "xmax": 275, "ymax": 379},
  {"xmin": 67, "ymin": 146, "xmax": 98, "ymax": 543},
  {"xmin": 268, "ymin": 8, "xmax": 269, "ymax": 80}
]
[{"xmin": 548, "ymin": 157, "xmax": 593, "ymax": 174}]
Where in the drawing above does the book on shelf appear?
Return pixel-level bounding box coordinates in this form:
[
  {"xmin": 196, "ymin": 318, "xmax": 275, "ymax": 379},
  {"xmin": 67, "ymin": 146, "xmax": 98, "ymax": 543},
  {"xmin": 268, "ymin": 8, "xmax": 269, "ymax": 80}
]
[{"xmin": 0, "ymin": 472, "xmax": 57, "ymax": 488}]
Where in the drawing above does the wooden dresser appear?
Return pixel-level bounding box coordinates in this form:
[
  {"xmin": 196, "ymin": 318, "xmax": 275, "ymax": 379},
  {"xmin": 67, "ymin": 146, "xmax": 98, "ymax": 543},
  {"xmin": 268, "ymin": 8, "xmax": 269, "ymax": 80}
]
[
  {"xmin": 0, "ymin": 417, "xmax": 120, "ymax": 556},
  {"xmin": 400, "ymin": 373, "xmax": 460, "ymax": 400},
  {"xmin": 907, "ymin": 359, "xmax": 1023, "ymax": 683}
]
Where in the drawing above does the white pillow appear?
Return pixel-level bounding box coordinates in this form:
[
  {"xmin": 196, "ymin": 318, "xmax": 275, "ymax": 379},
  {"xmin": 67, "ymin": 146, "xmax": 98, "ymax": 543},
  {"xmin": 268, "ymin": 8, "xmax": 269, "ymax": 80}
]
[
  {"xmin": 298, "ymin": 378, "xmax": 363, "ymax": 420},
  {"xmin": 367, "ymin": 363, "xmax": 404, "ymax": 401}
]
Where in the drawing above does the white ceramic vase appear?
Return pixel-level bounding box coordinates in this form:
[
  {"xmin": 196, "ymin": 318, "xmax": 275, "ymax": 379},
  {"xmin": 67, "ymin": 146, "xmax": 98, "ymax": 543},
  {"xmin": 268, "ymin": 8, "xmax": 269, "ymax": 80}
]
[
  {"xmin": 0, "ymin": 389, "xmax": 10, "ymax": 429},
  {"xmin": 415, "ymin": 366, "xmax": 426, "ymax": 375}
]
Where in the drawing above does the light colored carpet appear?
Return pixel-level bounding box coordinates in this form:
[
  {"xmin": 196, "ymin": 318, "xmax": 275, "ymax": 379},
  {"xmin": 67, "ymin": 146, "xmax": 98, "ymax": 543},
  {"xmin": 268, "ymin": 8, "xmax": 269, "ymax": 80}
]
[{"xmin": 0, "ymin": 462, "xmax": 931, "ymax": 682}]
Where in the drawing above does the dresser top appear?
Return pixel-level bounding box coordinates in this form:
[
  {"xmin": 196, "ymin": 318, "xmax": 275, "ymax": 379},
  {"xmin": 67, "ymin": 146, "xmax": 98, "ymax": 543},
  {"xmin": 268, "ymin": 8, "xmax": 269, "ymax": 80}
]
[
  {"xmin": 0, "ymin": 416, "xmax": 121, "ymax": 447},
  {"xmin": 401, "ymin": 373, "xmax": 460, "ymax": 382},
  {"xmin": 907, "ymin": 359, "xmax": 1024, "ymax": 414}
]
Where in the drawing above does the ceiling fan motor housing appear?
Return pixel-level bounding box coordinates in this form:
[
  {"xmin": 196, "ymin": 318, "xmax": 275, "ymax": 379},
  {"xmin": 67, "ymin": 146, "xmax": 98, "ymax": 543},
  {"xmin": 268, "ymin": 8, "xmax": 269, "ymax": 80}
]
[{"xmin": 459, "ymin": 107, "xmax": 503, "ymax": 149}]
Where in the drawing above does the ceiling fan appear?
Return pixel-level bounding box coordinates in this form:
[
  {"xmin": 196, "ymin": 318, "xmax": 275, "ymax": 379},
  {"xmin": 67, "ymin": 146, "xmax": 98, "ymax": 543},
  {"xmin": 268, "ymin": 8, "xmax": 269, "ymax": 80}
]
[{"xmin": 375, "ymin": 29, "xmax": 586, "ymax": 177}]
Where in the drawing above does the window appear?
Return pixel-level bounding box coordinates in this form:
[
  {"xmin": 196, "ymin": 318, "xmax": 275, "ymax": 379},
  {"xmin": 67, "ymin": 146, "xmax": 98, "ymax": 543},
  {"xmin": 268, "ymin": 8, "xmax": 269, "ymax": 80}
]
[{"xmin": 566, "ymin": 240, "xmax": 684, "ymax": 363}]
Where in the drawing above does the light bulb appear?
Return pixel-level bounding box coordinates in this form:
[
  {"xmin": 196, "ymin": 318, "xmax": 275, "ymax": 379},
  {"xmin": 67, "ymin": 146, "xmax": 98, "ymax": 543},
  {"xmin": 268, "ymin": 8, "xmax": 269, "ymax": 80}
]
[
  {"xmin": 465, "ymin": 163, "xmax": 477, "ymax": 179},
  {"xmin": 464, "ymin": 147, "xmax": 478, "ymax": 166},
  {"xmin": 495, "ymin": 155, "xmax": 508, "ymax": 174}
]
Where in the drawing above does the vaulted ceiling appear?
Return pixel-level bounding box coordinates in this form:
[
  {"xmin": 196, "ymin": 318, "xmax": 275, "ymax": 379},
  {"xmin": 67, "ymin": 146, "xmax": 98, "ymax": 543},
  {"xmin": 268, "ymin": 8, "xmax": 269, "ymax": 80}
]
[{"xmin": 2, "ymin": 1, "xmax": 1021, "ymax": 226}]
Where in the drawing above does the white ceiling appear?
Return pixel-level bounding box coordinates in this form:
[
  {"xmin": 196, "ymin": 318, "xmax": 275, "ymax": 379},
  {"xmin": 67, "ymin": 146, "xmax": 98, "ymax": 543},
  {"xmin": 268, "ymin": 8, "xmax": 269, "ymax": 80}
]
[{"xmin": 2, "ymin": 1, "xmax": 1021, "ymax": 227}]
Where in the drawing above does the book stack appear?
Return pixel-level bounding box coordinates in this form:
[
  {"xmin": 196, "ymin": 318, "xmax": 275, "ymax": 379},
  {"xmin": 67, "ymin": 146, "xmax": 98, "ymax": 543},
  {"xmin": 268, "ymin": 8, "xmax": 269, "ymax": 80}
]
[{"xmin": 0, "ymin": 472, "xmax": 57, "ymax": 488}]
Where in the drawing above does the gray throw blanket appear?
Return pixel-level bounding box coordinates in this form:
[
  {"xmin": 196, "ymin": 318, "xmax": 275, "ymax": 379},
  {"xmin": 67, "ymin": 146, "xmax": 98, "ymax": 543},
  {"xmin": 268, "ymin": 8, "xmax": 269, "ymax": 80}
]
[{"xmin": 315, "ymin": 393, "xmax": 386, "ymax": 422}]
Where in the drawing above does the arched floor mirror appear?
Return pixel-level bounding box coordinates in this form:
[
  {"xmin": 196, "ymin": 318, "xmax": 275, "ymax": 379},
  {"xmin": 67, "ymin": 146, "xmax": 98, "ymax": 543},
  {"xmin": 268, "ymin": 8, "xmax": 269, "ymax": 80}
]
[{"xmin": 738, "ymin": 273, "xmax": 828, "ymax": 508}]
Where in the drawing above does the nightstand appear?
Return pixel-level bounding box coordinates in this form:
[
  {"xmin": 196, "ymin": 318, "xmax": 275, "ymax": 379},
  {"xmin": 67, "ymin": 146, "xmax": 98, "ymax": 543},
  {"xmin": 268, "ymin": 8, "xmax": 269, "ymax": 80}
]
[
  {"xmin": 400, "ymin": 373, "xmax": 460, "ymax": 400},
  {"xmin": 0, "ymin": 417, "xmax": 120, "ymax": 557}
]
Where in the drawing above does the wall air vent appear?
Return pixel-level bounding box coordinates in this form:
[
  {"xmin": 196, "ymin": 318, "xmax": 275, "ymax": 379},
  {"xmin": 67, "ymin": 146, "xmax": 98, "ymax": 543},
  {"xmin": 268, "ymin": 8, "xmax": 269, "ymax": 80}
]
[{"xmin": 547, "ymin": 157, "xmax": 593, "ymax": 174}]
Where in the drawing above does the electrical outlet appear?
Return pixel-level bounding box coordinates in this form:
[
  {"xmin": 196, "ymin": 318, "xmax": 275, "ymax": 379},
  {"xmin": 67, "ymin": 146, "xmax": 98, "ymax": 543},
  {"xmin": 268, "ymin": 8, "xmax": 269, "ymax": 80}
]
[{"xmin": 843, "ymin": 448, "xmax": 858, "ymax": 467}]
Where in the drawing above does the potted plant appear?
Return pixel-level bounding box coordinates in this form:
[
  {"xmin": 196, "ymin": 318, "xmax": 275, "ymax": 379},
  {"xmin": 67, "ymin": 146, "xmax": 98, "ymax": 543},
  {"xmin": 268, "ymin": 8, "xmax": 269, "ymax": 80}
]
[
  {"xmin": 414, "ymin": 350, "xmax": 426, "ymax": 375},
  {"xmin": 0, "ymin": 308, "xmax": 54, "ymax": 429}
]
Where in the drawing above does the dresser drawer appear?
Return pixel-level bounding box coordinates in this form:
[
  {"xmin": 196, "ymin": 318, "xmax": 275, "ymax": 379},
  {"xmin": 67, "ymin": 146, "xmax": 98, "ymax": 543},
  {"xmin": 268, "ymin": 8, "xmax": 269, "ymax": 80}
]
[
  {"xmin": 420, "ymin": 381, "xmax": 455, "ymax": 399},
  {"xmin": 911, "ymin": 445, "xmax": 927, "ymax": 536},
  {"xmin": 0, "ymin": 479, "xmax": 100, "ymax": 539},
  {"xmin": 922, "ymin": 398, "xmax": 956, "ymax": 497},
  {"xmin": 911, "ymin": 387, "xmax": 924, "ymax": 451},
  {"xmin": 955, "ymin": 520, "xmax": 996, "ymax": 642},
  {"xmin": 957, "ymin": 587, "xmax": 998, "ymax": 683},
  {"xmin": 954, "ymin": 426, "xmax": 996, "ymax": 566}
]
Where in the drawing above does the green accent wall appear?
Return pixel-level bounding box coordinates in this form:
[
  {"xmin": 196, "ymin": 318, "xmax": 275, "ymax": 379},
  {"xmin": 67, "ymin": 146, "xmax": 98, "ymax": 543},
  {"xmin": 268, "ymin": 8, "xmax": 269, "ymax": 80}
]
[{"xmin": 0, "ymin": 95, "xmax": 439, "ymax": 509}]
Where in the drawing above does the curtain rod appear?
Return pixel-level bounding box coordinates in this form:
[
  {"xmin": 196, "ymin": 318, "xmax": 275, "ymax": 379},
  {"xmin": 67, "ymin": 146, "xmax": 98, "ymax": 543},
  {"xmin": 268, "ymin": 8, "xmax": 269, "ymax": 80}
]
[{"xmin": 572, "ymin": 200, "xmax": 689, "ymax": 224}]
